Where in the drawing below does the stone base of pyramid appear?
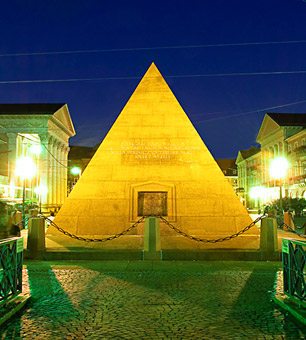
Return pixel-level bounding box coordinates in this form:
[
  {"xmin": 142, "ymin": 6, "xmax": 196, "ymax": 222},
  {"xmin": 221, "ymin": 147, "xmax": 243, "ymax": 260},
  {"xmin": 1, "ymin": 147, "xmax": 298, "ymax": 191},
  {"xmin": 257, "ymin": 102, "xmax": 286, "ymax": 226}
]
[{"xmin": 45, "ymin": 233, "xmax": 260, "ymax": 250}]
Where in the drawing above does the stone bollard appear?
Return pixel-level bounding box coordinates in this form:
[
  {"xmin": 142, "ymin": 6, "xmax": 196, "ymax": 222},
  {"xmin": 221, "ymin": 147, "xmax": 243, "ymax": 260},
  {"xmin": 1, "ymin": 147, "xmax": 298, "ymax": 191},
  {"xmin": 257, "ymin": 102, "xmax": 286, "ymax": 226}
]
[
  {"xmin": 15, "ymin": 211, "xmax": 22, "ymax": 225},
  {"xmin": 143, "ymin": 217, "xmax": 162, "ymax": 260},
  {"xmin": 30, "ymin": 209, "xmax": 39, "ymax": 217},
  {"xmin": 283, "ymin": 212, "xmax": 294, "ymax": 231},
  {"xmin": 27, "ymin": 217, "xmax": 45, "ymax": 254},
  {"xmin": 260, "ymin": 217, "xmax": 278, "ymax": 252}
]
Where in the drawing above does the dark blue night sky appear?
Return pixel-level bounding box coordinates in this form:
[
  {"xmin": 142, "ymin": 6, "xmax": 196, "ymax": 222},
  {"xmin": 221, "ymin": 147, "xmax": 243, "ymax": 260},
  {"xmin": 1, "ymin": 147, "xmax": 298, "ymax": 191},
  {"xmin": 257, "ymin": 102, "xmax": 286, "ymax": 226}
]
[{"xmin": 1, "ymin": 0, "xmax": 306, "ymax": 158}]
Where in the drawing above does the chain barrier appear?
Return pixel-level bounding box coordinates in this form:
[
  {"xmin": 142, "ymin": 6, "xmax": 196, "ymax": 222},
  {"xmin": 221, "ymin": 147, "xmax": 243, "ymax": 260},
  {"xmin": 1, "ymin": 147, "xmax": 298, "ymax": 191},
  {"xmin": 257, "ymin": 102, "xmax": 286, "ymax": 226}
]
[
  {"xmin": 289, "ymin": 213, "xmax": 305, "ymax": 230},
  {"xmin": 38, "ymin": 214, "xmax": 146, "ymax": 242},
  {"xmin": 159, "ymin": 215, "xmax": 265, "ymax": 243},
  {"xmin": 21, "ymin": 211, "xmax": 306, "ymax": 243},
  {"xmin": 277, "ymin": 215, "xmax": 306, "ymax": 240},
  {"xmin": 26, "ymin": 214, "xmax": 266, "ymax": 244},
  {"xmin": 276, "ymin": 216, "xmax": 283, "ymax": 229},
  {"xmin": 16, "ymin": 215, "xmax": 35, "ymax": 228}
]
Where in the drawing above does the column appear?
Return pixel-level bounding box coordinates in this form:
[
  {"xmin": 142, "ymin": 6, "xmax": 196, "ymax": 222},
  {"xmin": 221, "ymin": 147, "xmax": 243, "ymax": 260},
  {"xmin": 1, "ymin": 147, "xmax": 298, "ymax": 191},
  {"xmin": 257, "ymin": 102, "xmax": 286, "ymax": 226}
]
[
  {"xmin": 261, "ymin": 149, "xmax": 264, "ymax": 184},
  {"xmin": 262, "ymin": 149, "xmax": 266, "ymax": 184},
  {"xmin": 38, "ymin": 133, "xmax": 51, "ymax": 211},
  {"xmin": 55, "ymin": 142, "xmax": 61, "ymax": 207},
  {"xmin": 279, "ymin": 142, "xmax": 283, "ymax": 156},
  {"xmin": 48, "ymin": 137, "xmax": 55, "ymax": 208},
  {"xmin": 58, "ymin": 143, "xmax": 64, "ymax": 206},
  {"xmin": 62, "ymin": 146, "xmax": 69, "ymax": 203},
  {"xmin": 7, "ymin": 133, "xmax": 17, "ymax": 198}
]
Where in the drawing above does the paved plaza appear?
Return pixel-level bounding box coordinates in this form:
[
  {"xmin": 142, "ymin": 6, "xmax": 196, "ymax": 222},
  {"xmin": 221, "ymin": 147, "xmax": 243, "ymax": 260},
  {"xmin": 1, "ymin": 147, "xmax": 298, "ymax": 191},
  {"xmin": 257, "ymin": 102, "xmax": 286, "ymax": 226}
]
[{"xmin": 1, "ymin": 260, "xmax": 305, "ymax": 340}]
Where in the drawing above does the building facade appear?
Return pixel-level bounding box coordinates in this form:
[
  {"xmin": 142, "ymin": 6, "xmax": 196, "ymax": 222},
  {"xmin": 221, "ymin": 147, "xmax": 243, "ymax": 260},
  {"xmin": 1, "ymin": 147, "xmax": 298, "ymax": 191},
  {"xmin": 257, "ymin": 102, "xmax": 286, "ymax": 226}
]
[
  {"xmin": 215, "ymin": 158, "xmax": 238, "ymax": 192},
  {"xmin": 236, "ymin": 147, "xmax": 261, "ymax": 209},
  {"xmin": 236, "ymin": 113, "xmax": 306, "ymax": 210},
  {"xmin": 67, "ymin": 145, "xmax": 96, "ymax": 194},
  {"xmin": 0, "ymin": 104, "xmax": 75, "ymax": 212}
]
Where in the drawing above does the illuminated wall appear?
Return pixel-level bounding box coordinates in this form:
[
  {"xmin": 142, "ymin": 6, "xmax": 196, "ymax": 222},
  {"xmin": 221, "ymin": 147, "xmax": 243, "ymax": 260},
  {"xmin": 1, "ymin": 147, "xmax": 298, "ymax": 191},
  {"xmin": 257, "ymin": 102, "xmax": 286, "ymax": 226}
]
[{"xmin": 49, "ymin": 63, "xmax": 259, "ymax": 249}]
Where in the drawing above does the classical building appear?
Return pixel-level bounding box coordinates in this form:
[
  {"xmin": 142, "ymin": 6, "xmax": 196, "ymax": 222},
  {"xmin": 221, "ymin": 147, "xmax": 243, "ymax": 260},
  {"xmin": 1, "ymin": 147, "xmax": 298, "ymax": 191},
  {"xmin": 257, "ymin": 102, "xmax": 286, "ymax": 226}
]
[
  {"xmin": 0, "ymin": 103, "xmax": 75, "ymax": 212},
  {"xmin": 236, "ymin": 113, "xmax": 306, "ymax": 210},
  {"xmin": 236, "ymin": 147, "xmax": 261, "ymax": 208}
]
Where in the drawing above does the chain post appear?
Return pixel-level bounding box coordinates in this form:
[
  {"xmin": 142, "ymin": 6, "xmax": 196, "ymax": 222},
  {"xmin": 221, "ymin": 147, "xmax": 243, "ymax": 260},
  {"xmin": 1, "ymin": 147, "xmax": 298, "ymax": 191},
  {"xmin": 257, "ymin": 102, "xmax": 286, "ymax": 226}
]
[
  {"xmin": 279, "ymin": 216, "xmax": 306, "ymax": 239},
  {"xmin": 27, "ymin": 213, "xmax": 305, "ymax": 244},
  {"xmin": 260, "ymin": 217, "xmax": 278, "ymax": 251}
]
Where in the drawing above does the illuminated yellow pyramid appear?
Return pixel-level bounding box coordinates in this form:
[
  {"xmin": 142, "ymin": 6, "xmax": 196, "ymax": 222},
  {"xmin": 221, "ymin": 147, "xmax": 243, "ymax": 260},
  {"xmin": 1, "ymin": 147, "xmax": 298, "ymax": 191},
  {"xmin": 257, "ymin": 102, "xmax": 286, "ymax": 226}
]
[{"xmin": 48, "ymin": 63, "xmax": 259, "ymax": 249}]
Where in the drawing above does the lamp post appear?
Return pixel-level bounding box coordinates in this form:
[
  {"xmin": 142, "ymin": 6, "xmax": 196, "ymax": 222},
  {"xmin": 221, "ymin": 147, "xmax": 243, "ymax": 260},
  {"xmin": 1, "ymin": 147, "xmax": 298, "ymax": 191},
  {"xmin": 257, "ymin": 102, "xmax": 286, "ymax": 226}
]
[
  {"xmin": 69, "ymin": 167, "xmax": 81, "ymax": 193},
  {"xmin": 269, "ymin": 157, "xmax": 289, "ymax": 213},
  {"xmin": 34, "ymin": 185, "xmax": 48, "ymax": 213},
  {"xmin": 250, "ymin": 186, "xmax": 267, "ymax": 211},
  {"xmin": 30, "ymin": 143, "xmax": 42, "ymax": 210},
  {"xmin": 15, "ymin": 157, "xmax": 36, "ymax": 228}
]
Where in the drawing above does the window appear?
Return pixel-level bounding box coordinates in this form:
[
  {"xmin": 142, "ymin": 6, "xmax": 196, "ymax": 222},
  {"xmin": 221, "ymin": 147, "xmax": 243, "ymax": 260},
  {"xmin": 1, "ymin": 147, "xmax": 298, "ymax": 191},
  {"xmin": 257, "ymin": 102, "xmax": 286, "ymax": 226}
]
[
  {"xmin": 288, "ymin": 144, "xmax": 292, "ymax": 152},
  {"xmin": 294, "ymin": 142, "xmax": 298, "ymax": 149},
  {"xmin": 303, "ymin": 139, "xmax": 306, "ymax": 146}
]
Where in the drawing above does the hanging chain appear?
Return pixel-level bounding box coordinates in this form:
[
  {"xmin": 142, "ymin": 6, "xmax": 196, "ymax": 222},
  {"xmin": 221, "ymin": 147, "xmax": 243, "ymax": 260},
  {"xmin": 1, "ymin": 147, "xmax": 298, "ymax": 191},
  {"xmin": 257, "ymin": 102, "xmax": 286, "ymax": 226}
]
[
  {"xmin": 289, "ymin": 213, "xmax": 306, "ymax": 230},
  {"xmin": 31, "ymin": 214, "xmax": 265, "ymax": 243},
  {"xmin": 278, "ymin": 215, "xmax": 306, "ymax": 239},
  {"xmin": 16, "ymin": 215, "xmax": 36, "ymax": 227},
  {"xmin": 25, "ymin": 212, "xmax": 306, "ymax": 243},
  {"xmin": 159, "ymin": 215, "xmax": 265, "ymax": 243},
  {"xmin": 39, "ymin": 215, "xmax": 145, "ymax": 242}
]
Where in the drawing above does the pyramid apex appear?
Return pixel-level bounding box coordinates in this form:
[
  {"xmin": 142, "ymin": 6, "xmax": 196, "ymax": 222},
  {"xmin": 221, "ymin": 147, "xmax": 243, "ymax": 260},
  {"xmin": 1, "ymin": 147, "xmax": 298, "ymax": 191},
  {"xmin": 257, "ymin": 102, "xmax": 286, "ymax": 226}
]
[
  {"xmin": 50, "ymin": 63, "xmax": 256, "ymax": 247},
  {"xmin": 143, "ymin": 62, "xmax": 163, "ymax": 78}
]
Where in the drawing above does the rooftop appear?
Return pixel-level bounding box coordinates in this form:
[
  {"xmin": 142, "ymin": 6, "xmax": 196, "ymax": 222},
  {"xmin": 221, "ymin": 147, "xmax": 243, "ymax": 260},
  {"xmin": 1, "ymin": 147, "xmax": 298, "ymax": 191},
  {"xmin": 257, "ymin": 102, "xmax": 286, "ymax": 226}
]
[
  {"xmin": 239, "ymin": 146, "xmax": 261, "ymax": 160},
  {"xmin": 267, "ymin": 113, "xmax": 306, "ymax": 126},
  {"xmin": 215, "ymin": 159, "xmax": 237, "ymax": 171},
  {"xmin": 68, "ymin": 146, "xmax": 96, "ymax": 160},
  {"xmin": 0, "ymin": 103, "xmax": 65, "ymax": 115}
]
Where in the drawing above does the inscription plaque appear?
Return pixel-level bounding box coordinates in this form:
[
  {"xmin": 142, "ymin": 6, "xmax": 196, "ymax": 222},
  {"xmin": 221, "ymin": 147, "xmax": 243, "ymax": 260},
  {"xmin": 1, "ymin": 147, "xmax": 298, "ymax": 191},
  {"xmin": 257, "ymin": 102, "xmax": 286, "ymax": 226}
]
[
  {"xmin": 138, "ymin": 192, "xmax": 168, "ymax": 216},
  {"xmin": 108, "ymin": 142, "xmax": 201, "ymax": 163}
]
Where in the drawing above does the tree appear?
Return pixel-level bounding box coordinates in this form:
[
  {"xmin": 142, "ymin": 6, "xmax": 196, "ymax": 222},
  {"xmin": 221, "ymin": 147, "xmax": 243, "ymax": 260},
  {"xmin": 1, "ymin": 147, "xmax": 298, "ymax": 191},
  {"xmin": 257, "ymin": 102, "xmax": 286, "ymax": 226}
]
[{"xmin": 265, "ymin": 197, "xmax": 306, "ymax": 216}]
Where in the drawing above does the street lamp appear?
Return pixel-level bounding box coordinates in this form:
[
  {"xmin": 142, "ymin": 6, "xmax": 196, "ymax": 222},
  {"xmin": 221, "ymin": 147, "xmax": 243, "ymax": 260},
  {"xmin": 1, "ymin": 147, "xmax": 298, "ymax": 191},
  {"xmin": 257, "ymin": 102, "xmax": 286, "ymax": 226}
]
[
  {"xmin": 29, "ymin": 142, "xmax": 41, "ymax": 207},
  {"xmin": 29, "ymin": 144, "xmax": 41, "ymax": 155},
  {"xmin": 269, "ymin": 157, "xmax": 289, "ymax": 213},
  {"xmin": 15, "ymin": 157, "xmax": 36, "ymax": 227},
  {"xmin": 69, "ymin": 167, "xmax": 82, "ymax": 194},
  {"xmin": 71, "ymin": 167, "xmax": 81, "ymax": 176},
  {"xmin": 250, "ymin": 186, "xmax": 267, "ymax": 210},
  {"xmin": 34, "ymin": 185, "xmax": 48, "ymax": 213}
]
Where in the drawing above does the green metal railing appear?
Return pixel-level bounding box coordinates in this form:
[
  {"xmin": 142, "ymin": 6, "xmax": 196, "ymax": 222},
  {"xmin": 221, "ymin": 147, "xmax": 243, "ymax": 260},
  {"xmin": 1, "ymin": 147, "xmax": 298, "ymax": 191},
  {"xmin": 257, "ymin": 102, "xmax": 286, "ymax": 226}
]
[
  {"xmin": 282, "ymin": 238, "xmax": 306, "ymax": 307},
  {"xmin": 0, "ymin": 237, "xmax": 24, "ymax": 307}
]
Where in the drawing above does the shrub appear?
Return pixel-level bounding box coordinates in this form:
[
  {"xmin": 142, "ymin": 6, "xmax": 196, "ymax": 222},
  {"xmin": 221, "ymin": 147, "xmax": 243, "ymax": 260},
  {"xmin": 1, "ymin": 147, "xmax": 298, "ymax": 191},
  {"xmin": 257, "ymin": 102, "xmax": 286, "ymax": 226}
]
[{"xmin": 265, "ymin": 197, "xmax": 306, "ymax": 216}]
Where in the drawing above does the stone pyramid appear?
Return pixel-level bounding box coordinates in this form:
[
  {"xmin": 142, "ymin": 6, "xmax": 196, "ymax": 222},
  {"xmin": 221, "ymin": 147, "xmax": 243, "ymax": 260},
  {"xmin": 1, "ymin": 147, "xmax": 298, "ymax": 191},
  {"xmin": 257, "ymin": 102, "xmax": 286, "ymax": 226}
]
[{"xmin": 48, "ymin": 63, "xmax": 259, "ymax": 249}]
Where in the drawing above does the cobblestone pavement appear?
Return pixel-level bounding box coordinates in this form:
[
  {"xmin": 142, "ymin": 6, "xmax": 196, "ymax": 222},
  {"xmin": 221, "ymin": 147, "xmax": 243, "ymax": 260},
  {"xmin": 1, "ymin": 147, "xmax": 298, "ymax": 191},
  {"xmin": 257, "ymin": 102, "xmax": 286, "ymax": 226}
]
[{"xmin": 1, "ymin": 260, "xmax": 306, "ymax": 340}]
